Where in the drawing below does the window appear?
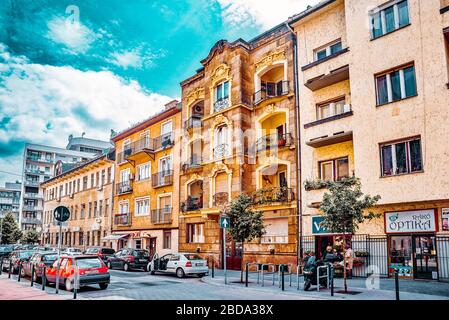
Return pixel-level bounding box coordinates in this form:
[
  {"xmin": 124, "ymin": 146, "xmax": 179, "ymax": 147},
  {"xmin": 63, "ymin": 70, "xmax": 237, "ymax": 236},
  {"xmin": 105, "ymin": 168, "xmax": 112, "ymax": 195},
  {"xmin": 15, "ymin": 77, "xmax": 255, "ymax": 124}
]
[
  {"xmin": 120, "ymin": 169, "xmax": 130, "ymax": 182},
  {"xmin": 380, "ymin": 137, "xmax": 423, "ymax": 176},
  {"xmin": 370, "ymin": 0, "xmax": 410, "ymax": 39},
  {"xmin": 119, "ymin": 201, "xmax": 129, "ymax": 214},
  {"xmin": 88, "ymin": 202, "xmax": 92, "ymax": 218},
  {"xmin": 137, "ymin": 162, "xmax": 151, "ymax": 181},
  {"xmin": 314, "ymin": 40, "xmax": 343, "ymax": 61},
  {"xmin": 161, "ymin": 121, "xmax": 173, "ymax": 135},
  {"xmin": 90, "ymin": 173, "xmax": 95, "ymax": 188},
  {"xmin": 81, "ymin": 204, "xmax": 86, "ymax": 219},
  {"xmin": 163, "ymin": 230, "xmax": 171, "ymax": 249},
  {"xmin": 316, "ymin": 98, "xmax": 348, "ymax": 120},
  {"xmin": 83, "ymin": 176, "xmax": 88, "ymax": 190},
  {"xmin": 107, "ymin": 167, "xmax": 112, "ymax": 183},
  {"xmin": 135, "ymin": 197, "xmax": 150, "ymax": 216},
  {"xmin": 319, "ymin": 157, "xmax": 350, "ymax": 181},
  {"xmin": 215, "ymin": 81, "xmax": 229, "ymax": 102},
  {"xmin": 376, "ymin": 64, "xmax": 417, "ymax": 105},
  {"xmin": 187, "ymin": 223, "xmax": 205, "ymax": 243},
  {"xmin": 105, "ymin": 199, "xmax": 109, "ymax": 217}
]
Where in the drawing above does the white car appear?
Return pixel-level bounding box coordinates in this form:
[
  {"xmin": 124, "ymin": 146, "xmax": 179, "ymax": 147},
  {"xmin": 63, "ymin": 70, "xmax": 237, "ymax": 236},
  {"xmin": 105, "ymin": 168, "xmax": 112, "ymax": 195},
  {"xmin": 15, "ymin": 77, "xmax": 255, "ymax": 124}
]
[
  {"xmin": 148, "ymin": 253, "xmax": 209, "ymax": 278},
  {"xmin": 61, "ymin": 247, "xmax": 83, "ymax": 255}
]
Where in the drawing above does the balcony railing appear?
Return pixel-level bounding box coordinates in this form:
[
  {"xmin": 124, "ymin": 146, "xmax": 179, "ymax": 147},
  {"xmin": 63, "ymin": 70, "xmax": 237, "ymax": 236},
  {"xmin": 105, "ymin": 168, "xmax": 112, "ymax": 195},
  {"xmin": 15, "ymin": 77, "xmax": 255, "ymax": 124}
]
[
  {"xmin": 151, "ymin": 208, "xmax": 173, "ymax": 224},
  {"xmin": 185, "ymin": 115, "xmax": 203, "ymax": 130},
  {"xmin": 252, "ymin": 187, "xmax": 294, "ymax": 205},
  {"xmin": 117, "ymin": 137, "xmax": 154, "ymax": 163},
  {"xmin": 152, "ymin": 170, "xmax": 174, "ymax": 188},
  {"xmin": 24, "ymin": 180, "xmax": 40, "ymax": 187},
  {"xmin": 253, "ymin": 81, "xmax": 289, "ymax": 105},
  {"xmin": 214, "ymin": 97, "xmax": 230, "ymax": 113},
  {"xmin": 181, "ymin": 196, "xmax": 203, "ymax": 212},
  {"xmin": 22, "ymin": 217, "xmax": 42, "ymax": 225},
  {"xmin": 26, "ymin": 156, "xmax": 53, "ymax": 163},
  {"xmin": 24, "ymin": 193, "xmax": 43, "ymax": 199},
  {"xmin": 153, "ymin": 132, "xmax": 175, "ymax": 150},
  {"xmin": 25, "ymin": 168, "xmax": 45, "ymax": 175},
  {"xmin": 23, "ymin": 205, "xmax": 43, "ymax": 212},
  {"xmin": 114, "ymin": 213, "xmax": 131, "ymax": 226},
  {"xmin": 213, "ymin": 192, "xmax": 229, "ymax": 207},
  {"xmin": 261, "ymin": 235, "xmax": 288, "ymax": 244},
  {"xmin": 182, "ymin": 156, "xmax": 202, "ymax": 171},
  {"xmin": 256, "ymin": 133, "xmax": 293, "ymax": 152},
  {"xmin": 116, "ymin": 181, "xmax": 133, "ymax": 195},
  {"xmin": 214, "ymin": 144, "xmax": 231, "ymax": 159}
]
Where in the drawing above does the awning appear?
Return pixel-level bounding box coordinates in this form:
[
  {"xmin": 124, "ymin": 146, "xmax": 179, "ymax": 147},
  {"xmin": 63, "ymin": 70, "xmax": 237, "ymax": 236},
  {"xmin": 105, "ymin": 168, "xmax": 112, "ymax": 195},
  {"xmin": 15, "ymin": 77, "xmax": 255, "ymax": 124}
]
[{"xmin": 101, "ymin": 234, "xmax": 130, "ymax": 241}]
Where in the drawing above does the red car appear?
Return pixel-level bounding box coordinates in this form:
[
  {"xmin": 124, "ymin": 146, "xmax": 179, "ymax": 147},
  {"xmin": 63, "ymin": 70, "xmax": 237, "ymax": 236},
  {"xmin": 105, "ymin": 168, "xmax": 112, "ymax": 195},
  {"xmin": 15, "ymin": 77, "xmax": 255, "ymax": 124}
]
[{"xmin": 46, "ymin": 255, "xmax": 110, "ymax": 291}]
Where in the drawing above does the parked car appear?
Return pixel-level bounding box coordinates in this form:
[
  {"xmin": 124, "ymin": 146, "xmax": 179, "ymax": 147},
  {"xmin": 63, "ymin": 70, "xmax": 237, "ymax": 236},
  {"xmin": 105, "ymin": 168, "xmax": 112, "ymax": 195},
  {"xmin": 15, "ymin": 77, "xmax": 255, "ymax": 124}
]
[
  {"xmin": 0, "ymin": 245, "xmax": 14, "ymax": 259},
  {"xmin": 149, "ymin": 253, "xmax": 209, "ymax": 278},
  {"xmin": 85, "ymin": 247, "xmax": 116, "ymax": 262},
  {"xmin": 106, "ymin": 249, "xmax": 151, "ymax": 272},
  {"xmin": 45, "ymin": 255, "xmax": 110, "ymax": 291},
  {"xmin": 61, "ymin": 248, "xmax": 83, "ymax": 255},
  {"xmin": 20, "ymin": 252, "xmax": 58, "ymax": 282},
  {"xmin": 1, "ymin": 250, "xmax": 34, "ymax": 273}
]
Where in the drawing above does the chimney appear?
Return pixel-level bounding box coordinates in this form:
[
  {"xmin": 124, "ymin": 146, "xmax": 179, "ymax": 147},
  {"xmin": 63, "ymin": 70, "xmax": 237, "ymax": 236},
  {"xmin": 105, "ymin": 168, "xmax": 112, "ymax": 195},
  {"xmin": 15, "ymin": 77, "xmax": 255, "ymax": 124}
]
[{"xmin": 164, "ymin": 100, "xmax": 179, "ymax": 110}]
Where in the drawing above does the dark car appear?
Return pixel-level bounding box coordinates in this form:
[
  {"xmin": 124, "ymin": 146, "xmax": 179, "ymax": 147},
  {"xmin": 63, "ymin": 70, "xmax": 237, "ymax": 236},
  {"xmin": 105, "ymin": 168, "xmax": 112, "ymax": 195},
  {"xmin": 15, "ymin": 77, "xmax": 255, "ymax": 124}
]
[
  {"xmin": 2, "ymin": 250, "xmax": 34, "ymax": 273},
  {"xmin": 20, "ymin": 252, "xmax": 58, "ymax": 282},
  {"xmin": 85, "ymin": 247, "xmax": 116, "ymax": 262},
  {"xmin": 46, "ymin": 255, "xmax": 110, "ymax": 291},
  {"xmin": 0, "ymin": 245, "xmax": 14, "ymax": 259},
  {"xmin": 106, "ymin": 248, "xmax": 151, "ymax": 272}
]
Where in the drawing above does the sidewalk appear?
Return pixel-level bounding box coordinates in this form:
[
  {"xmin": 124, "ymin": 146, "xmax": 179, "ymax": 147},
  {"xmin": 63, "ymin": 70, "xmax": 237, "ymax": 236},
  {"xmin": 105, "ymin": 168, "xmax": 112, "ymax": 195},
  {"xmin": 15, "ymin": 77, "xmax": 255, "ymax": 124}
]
[
  {"xmin": 202, "ymin": 269, "xmax": 449, "ymax": 300},
  {"xmin": 0, "ymin": 277, "xmax": 64, "ymax": 300}
]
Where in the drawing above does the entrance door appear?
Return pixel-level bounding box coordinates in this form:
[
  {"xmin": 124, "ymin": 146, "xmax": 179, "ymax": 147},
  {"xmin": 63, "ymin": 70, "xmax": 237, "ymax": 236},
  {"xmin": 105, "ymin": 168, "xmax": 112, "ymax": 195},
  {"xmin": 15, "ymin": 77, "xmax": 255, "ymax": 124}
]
[
  {"xmin": 414, "ymin": 235, "xmax": 438, "ymax": 280},
  {"xmin": 224, "ymin": 231, "xmax": 242, "ymax": 271}
]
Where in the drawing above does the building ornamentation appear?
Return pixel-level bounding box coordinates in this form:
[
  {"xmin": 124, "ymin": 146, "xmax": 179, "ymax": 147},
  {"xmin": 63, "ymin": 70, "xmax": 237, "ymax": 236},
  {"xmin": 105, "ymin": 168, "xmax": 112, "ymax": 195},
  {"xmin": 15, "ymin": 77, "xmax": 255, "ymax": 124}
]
[{"xmin": 255, "ymin": 50, "xmax": 286, "ymax": 73}]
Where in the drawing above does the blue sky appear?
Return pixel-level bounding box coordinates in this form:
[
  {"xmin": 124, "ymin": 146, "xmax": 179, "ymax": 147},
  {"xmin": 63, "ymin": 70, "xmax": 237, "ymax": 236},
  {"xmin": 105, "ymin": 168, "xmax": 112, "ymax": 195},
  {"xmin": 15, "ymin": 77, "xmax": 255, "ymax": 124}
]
[{"xmin": 0, "ymin": 0, "xmax": 319, "ymax": 184}]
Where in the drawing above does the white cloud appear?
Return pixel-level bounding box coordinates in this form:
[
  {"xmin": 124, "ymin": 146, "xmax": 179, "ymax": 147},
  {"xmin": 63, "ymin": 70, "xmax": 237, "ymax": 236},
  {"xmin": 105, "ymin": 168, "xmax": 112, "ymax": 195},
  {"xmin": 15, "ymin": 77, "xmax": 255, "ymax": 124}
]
[
  {"xmin": 108, "ymin": 47, "xmax": 165, "ymax": 70},
  {"xmin": 217, "ymin": 0, "xmax": 322, "ymax": 29}
]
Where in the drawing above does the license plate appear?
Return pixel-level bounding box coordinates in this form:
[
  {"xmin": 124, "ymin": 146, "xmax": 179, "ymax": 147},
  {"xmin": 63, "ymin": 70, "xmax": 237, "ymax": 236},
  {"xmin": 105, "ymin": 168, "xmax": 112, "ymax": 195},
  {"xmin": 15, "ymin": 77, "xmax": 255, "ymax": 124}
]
[
  {"xmin": 195, "ymin": 263, "xmax": 203, "ymax": 267},
  {"xmin": 86, "ymin": 270, "xmax": 99, "ymax": 274},
  {"xmin": 139, "ymin": 259, "xmax": 147, "ymax": 262}
]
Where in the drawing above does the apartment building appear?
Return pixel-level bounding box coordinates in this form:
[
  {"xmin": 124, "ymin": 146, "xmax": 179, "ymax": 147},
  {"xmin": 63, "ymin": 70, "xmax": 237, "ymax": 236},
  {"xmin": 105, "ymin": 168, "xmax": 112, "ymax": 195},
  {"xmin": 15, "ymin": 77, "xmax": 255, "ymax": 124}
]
[
  {"xmin": 179, "ymin": 24, "xmax": 299, "ymax": 270},
  {"xmin": 289, "ymin": 0, "xmax": 449, "ymax": 281},
  {"xmin": 110, "ymin": 101, "xmax": 181, "ymax": 256},
  {"xmin": 0, "ymin": 182, "xmax": 21, "ymax": 222},
  {"xmin": 41, "ymin": 153, "xmax": 115, "ymax": 249}
]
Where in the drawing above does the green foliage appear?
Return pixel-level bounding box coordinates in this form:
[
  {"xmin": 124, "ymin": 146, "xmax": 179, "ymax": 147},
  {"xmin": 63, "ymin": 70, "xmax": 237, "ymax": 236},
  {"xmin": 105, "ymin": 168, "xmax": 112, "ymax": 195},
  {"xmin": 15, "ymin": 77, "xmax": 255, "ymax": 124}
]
[
  {"xmin": 22, "ymin": 229, "xmax": 40, "ymax": 244},
  {"xmin": 226, "ymin": 194, "xmax": 266, "ymax": 243},
  {"xmin": 0, "ymin": 213, "xmax": 23, "ymax": 244},
  {"xmin": 319, "ymin": 177, "xmax": 381, "ymax": 234},
  {"xmin": 304, "ymin": 176, "xmax": 358, "ymax": 191}
]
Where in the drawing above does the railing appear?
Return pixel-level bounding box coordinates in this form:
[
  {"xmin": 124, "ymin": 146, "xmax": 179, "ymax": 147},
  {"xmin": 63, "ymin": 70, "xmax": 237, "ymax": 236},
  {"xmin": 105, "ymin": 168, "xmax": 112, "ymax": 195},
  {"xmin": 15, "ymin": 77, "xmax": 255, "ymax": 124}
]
[
  {"xmin": 22, "ymin": 217, "xmax": 42, "ymax": 225},
  {"xmin": 213, "ymin": 192, "xmax": 229, "ymax": 207},
  {"xmin": 252, "ymin": 187, "xmax": 294, "ymax": 205},
  {"xmin": 256, "ymin": 133, "xmax": 293, "ymax": 152},
  {"xmin": 23, "ymin": 193, "xmax": 43, "ymax": 199},
  {"xmin": 182, "ymin": 196, "xmax": 203, "ymax": 212},
  {"xmin": 182, "ymin": 157, "xmax": 202, "ymax": 171},
  {"xmin": 153, "ymin": 132, "xmax": 175, "ymax": 150},
  {"xmin": 117, "ymin": 137, "xmax": 154, "ymax": 163},
  {"xmin": 26, "ymin": 156, "xmax": 53, "ymax": 163},
  {"xmin": 214, "ymin": 97, "xmax": 230, "ymax": 113},
  {"xmin": 214, "ymin": 144, "xmax": 231, "ymax": 159},
  {"xmin": 25, "ymin": 168, "xmax": 45, "ymax": 175},
  {"xmin": 23, "ymin": 205, "xmax": 43, "ymax": 211},
  {"xmin": 185, "ymin": 115, "xmax": 203, "ymax": 130},
  {"xmin": 116, "ymin": 181, "xmax": 133, "ymax": 195},
  {"xmin": 151, "ymin": 208, "xmax": 172, "ymax": 224},
  {"xmin": 253, "ymin": 81, "xmax": 289, "ymax": 105},
  {"xmin": 152, "ymin": 170, "xmax": 174, "ymax": 188},
  {"xmin": 261, "ymin": 235, "xmax": 288, "ymax": 244},
  {"xmin": 24, "ymin": 180, "xmax": 40, "ymax": 187},
  {"xmin": 114, "ymin": 213, "xmax": 131, "ymax": 226}
]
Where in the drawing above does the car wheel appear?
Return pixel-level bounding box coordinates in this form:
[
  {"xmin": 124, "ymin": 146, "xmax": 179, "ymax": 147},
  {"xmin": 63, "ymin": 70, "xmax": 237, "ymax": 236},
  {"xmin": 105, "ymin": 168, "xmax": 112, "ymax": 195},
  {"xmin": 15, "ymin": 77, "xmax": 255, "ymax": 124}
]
[
  {"xmin": 20, "ymin": 267, "xmax": 26, "ymax": 278},
  {"xmin": 146, "ymin": 263, "xmax": 151, "ymax": 273},
  {"xmin": 197, "ymin": 273, "xmax": 206, "ymax": 278},
  {"xmin": 99, "ymin": 283, "xmax": 108, "ymax": 290},
  {"xmin": 176, "ymin": 268, "xmax": 185, "ymax": 279},
  {"xmin": 107, "ymin": 262, "xmax": 112, "ymax": 269},
  {"xmin": 123, "ymin": 263, "xmax": 129, "ymax": 272},
  {"xmin": 304, "ymin": 280, "xmax": 312, "ymax": 291},
  {"xmin": 65, "ymin": 279, "xmax": 73, "ymax": 292}
]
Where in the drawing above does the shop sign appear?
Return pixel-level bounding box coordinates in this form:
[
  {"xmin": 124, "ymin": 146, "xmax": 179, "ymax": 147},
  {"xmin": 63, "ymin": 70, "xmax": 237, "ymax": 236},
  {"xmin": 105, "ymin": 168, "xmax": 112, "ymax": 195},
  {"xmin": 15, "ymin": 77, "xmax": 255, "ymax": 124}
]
[
  {"xmin": 312, "ymin": 216, "xmax": 330, "ymax": 235},
  {"xmin": 442, "ymin": 208, "xmax": 449, "ymax": 231},
  {"xmin": 385, "ymin": 210, "xmax": 436, "ymax": 234}
]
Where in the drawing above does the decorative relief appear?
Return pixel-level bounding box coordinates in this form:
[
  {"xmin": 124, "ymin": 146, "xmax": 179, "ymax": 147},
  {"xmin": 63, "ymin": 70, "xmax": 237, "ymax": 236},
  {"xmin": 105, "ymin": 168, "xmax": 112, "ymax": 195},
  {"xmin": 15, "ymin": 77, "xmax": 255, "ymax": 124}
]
[
  {"xmin": 211, "ymin": 114, "xmax": 232, "ymax": 129},
  {"xmin": 210, "ymin": 64, "xmax": 231, "ymax": 86},
  {"xmin": 186, "ymin": 87, "xmax": 205, "ymax": 107},
  {"xmin": 255, "ymin": 51, "xmax": 286, "ymax": 73},
  {"xmin": 264, "ymin": 103, "xmax": 279, "ymax": 115},
  {"xmin": 209, "ymin": 162, "xmax": 232, "ymax": 177}
]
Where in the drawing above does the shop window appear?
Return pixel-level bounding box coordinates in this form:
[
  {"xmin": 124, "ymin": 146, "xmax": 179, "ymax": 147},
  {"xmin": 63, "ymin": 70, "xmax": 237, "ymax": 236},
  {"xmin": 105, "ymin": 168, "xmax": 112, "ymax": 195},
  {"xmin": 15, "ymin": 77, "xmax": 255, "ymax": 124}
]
[
  {"xmin": 187, "ymin": 223, "xmax": 205, "ymax": 243},
  {"xmin": 319, "ymin": 157, "xmax": 350, "ymax": 181},
  {"xmin": 370, "ymin": 0, "xmax": 410, "ymax": 39},
  {"xmin": 376, "ymin": 64, "xmax": 417, "ymax": 105},
  {"xmin": 380, "ymin": 137, "xmax": 422, "ymax": 176}
]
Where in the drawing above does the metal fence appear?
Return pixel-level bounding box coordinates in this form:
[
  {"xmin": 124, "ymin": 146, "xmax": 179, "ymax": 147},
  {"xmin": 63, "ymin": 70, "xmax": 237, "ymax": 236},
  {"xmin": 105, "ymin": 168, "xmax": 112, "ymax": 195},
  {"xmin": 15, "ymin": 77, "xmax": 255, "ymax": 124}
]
[{"xmin": 437, "ymin": 236, "xmax": 449, "ymax": 282}]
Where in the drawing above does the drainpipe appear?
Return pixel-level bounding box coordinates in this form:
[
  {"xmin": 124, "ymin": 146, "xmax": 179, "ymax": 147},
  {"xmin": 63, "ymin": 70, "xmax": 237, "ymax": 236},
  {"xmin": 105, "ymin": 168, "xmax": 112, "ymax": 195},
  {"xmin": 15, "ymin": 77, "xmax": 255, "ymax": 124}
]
[{"xmin": 285, "ymin": 22, "xmax": 303, "ymax": 267}]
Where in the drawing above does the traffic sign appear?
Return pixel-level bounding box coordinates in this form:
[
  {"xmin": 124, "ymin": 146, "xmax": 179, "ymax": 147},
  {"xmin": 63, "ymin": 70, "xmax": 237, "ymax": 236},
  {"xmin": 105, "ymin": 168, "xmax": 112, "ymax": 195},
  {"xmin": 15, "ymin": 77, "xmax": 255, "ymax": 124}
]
[
  {"xmin": 54, "ymin": 206, "xmax": 71, "ymax": 223},
  {"xmin": 220, "ymin": 217, "xmax": 230, "ymax": 229}
]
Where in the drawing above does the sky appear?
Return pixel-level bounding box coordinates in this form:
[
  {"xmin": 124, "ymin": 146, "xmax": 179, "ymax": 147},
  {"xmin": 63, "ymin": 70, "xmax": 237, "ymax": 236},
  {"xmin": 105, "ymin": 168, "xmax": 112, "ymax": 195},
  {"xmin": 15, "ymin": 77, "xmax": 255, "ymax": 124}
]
[{"xmin": 0, "ymin": 0, "xmax": 320, "ymax": 185}]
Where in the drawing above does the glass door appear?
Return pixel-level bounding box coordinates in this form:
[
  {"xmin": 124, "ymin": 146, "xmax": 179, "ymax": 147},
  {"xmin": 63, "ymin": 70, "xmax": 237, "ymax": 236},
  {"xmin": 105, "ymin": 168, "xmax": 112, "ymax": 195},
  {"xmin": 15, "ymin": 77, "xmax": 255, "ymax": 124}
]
[{"xmin": 414, "ymin": 235, "xmax": 438, "ymax": 280}]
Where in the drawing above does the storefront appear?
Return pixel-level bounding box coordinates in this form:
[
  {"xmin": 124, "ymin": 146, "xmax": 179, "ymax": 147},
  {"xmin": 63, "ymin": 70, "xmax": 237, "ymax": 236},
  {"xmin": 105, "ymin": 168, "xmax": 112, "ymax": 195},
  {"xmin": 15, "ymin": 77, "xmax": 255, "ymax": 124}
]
[
  {"xmin": 311, "ymin": 216, "xmax": 351, "ymax": 259},
  {"xmin": 385, "ymin": 209, "xmax": 439, "ymax": 280}
]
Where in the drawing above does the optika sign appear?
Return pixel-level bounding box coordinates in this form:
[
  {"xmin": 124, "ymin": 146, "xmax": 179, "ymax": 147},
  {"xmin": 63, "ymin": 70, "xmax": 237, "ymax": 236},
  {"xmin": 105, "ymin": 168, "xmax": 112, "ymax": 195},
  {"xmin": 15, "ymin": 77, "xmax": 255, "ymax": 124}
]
[{"xmin": 385, "ymin": 210, "xmax": 436, "ymax": 234}]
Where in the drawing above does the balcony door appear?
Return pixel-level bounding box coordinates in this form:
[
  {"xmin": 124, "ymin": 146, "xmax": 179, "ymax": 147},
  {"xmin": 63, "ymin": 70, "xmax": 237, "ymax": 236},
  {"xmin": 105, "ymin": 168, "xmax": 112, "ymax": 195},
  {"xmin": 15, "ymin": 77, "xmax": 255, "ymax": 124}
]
[{"xmin": 159, "ymin": 156, "xmax": 172, "ymax": 185}]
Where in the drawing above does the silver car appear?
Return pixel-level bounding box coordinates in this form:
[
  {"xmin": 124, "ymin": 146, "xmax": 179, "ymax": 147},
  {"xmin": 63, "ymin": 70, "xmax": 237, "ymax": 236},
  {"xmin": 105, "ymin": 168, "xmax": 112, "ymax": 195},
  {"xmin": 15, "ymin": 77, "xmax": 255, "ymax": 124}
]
[{"xmin": 149, "ymin": 253, "xmax": 209, "ymax": 278}]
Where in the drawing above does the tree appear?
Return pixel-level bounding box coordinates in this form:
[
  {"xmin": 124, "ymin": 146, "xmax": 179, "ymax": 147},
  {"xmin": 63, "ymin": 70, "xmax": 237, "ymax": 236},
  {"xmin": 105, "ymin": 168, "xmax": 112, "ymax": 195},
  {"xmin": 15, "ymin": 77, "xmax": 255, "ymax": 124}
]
[
  {"xmin": 22, "ymin": 229, "xmax": 40, "ymax": 244},
  {"xmin": 319, "ymin": 177, "xmax": 381, "ymax": 293},
  {"xmin": 226, "ymin": 194, "xmax": 266, "ymax": 283},
  {"xmin": 0, "ymin": 213, "xmax": 23, "ymax": 244}
]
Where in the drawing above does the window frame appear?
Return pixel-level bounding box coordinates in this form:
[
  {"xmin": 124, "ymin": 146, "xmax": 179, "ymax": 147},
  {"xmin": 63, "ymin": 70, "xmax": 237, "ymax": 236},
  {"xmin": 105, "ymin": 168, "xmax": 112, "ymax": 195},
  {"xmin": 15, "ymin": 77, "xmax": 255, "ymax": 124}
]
[
  {"xmin": 313, "ymin": 39, "xmax": 343, "ymax": 62},
  {"xmin": 319, "ymin": 156, "xmax": 350, "ymax": 182},
  {"xmin": 375, "ymin": 63, "xmax": 417, "ymax": 106},
  {"xmin": 379, "ymin": 136, "xmax": 423, "ymax": 177},
  {"xmin": 369, "ymin": 0, "xmax": 411, "ymax": 40},
  {"xmin": 137, "ymin": 162, "xmax": 151, "ymax": 181},
  {"xmin": 134, "ymin": 197, "xmax": 150, "ymax": 217},
  {"xmin": 215, "ymin": 81, "xmax": 229, "ymax": 102}
]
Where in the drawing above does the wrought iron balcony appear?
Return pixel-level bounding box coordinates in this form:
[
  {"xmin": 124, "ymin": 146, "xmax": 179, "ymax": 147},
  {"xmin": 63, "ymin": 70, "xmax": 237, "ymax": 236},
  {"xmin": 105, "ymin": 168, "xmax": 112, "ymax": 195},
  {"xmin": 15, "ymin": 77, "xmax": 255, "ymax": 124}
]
[
  {"xmin": 116, "ymin": 181, "xmax": 133, "ymax": 195},
  {"xmin": 153, "ymin": 132, "xmax": 175, "ymax": 150},
  {"xmin": 181, "ymin": 196, "xmax": 203, "ymax": 212},
  {"xmin": 152, "ymin": 170, "xmax": 174, "ymax": 188},
  {"xmin": 256, "ymin": 133, "xmax": 293, "ymax": 152},
  {"xmin": 117, "ymin": 137, "xmax": 154, "ymax": 163},
  {"xmin": 182, "ymin": 156, "xmax": 202, "ymax": 172},
  {"xmin": 214, "ymin": 144, "xmax": 231, "ymax": 159},
  {"xmin": 213, "ymin": 192, "xmax": 229, "ymax": 207},
  {"xmin": 185, "ymin": 115, "xmax": 203, "ymax": 130},
  {"xmin": 214, "ymin": 97, "xmax": 230, "ymax": 113},
  {"xmin": 252, "ymin": 187, "xmax": 294, "ymax": 205},
  {"xmin": 114, "ymin": 213, "xmax": 131, "ymax": 226},
  {"xmin": 151, "ymin": 208, "xmax": 172, "ymax": 224},
  {"xmin": 253, "ymin": 81, "xmax": 290, "ymax": 105}
]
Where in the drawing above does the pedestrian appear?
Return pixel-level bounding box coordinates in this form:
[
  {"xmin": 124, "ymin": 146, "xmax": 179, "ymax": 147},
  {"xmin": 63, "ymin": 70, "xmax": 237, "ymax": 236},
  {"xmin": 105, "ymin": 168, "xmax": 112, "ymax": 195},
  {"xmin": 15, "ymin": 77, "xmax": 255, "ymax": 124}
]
[{"xmin": 345, "ymin": 244, "xmax": 355, "ymax": 279}]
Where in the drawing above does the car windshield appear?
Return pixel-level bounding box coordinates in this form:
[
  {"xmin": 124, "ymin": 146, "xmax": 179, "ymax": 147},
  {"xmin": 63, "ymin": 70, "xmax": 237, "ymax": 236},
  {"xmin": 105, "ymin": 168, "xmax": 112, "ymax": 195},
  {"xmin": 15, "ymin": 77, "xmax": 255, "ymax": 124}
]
[
  {"xmin": 18, "ymin": 251, "xmax": 34, "ymax": 259},
  {"xmin": 85, "ymin": 248, "xmax": 98, "ymax": 254},
  {"xmin": 101, "ymin": 249, "xmax": 115, "ymax": 254},
  {"xmin": 184, "ymin": 254, "xmax": 202, "ymax": 261},
  {"xmin": 76, "ymin": 258, "xmax": 103, "ymax": 269},
  {"xmin": 133, "ymin": 250, "xmax": 150, "ymax": 258},
  {"xmin": 43, "ymin": 254, "xmax": 58, "ymax": 261}
]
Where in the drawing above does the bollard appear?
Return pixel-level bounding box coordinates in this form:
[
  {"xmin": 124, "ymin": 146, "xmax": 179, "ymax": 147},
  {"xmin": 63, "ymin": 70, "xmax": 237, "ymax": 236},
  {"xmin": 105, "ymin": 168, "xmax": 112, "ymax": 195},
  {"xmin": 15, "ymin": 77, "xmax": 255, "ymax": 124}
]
[
  {"xmin": 211, "ymin": 259, "xmax": 215, "ymax": 278},
  {"xmin": 245, "ymin": 263, "xmax": 249, "ymax": 287},
  {"xmin": 17, "ymin": 262, "xmax": 22, "ymax": 282},
  {"xmin": 281, "ymin": 265, "xmax": 285, "ymax": 291},
  {"xmin": 331, "ymin": 267, "xmax": 334, "ymax": 297},
  {"xmin": 8, "ymin": 260, "xmax": 12, "ymax": 279},
  {"xmin": 0, "ymin": 258, "xmax": 3, "ymax": 275},
  {"xmin": 42, "ymin": 266, "xmax": 46, "ymax": 291},
  {"xmin": 395, "ymin": 270, "xmax": 400, "ymax": 301},
  {"xmin": 31, "ymin": 264, "xmax": 35, "ymax": 287}
]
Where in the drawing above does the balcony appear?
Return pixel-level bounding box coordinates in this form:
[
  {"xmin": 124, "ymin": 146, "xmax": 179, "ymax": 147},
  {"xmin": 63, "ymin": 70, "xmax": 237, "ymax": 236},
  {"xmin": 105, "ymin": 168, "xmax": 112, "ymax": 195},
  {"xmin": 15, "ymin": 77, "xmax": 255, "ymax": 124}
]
[
  {"xmin": 261, "ymin": 235, "xmax": 288, "ymax": 244},
  {"xmin": 151, "ymin": 208, "xmax": 172, "ymax": 224},
  {"xmin": 252, "ymin": 187, "xmax": 295, "ymax": 206},
  {"xmin": 213, "ymin": 192, "xmax": 229, "ymax": 207},
  {"xmin": 181, "ymin": 196, "xmax": 203, "ymax": 212},
  {"xmin": 23, "ymin": 193, "xmax": 43, "ymax": 199},
  {"xmin": 185, "ymin": 115, "xmax": 203, "ymax": 130},
  {"xmin": 116, "ymin": 181, "xmax": 133, "ymax": 195},
  {"xmin": 305, "ymin": 65, "xmax": 349, "ymax": 91},
  {"xmin": 214, "ymin": 97, "xmax": 230, "ymax": 113},
  {"xmin": 23, "ymin": 205, "xmax": 43, "ymax": 212},
  {"xmin": 24, "ymin": 180, "xmax": 40, "ymax": 187},
  {"xmin": 253, "ymin": 81, "xmax": 290, "ymax": 106},
  {"xmin": 25, "ymin": 168, "xmax": 45, "ymax": 175},
  {"xmin": 117, "ymin": 137, "xmax": 155, "ymax": 163},
  {"xmin": 304, "ymin": 105, "xmax": 352, "ymax": 129},
  {"xmin": 26, "ymin": 156, "xmax": 53, "ymax": 164},
  {"xmin": 306, "ymin": 131, "xmax": 353, "ymax": 149},
  {"xmin": 114, "ymin": 213, "xmax": 131, "ymax": 226},
  {"xmin": 182, "ymin": 157, "xmax": 202, "ymax": 172},
  {"xmin": 213, "ymin": 144, "xmax": 231, "ymax": 159},
  {"xmin": 256, "ymin": 133, "xmax": 293, "ymax": 153},
  {"xmin": 152, "ymin": 171, "xmax": 174, "ymax": 188},
  {"xmin": 153, "ymin": 132, "xmax": 175, "ymax": 150},
  {"xmin": 22, "ymin": 217, "xmax": 42, "ymax": 225}
]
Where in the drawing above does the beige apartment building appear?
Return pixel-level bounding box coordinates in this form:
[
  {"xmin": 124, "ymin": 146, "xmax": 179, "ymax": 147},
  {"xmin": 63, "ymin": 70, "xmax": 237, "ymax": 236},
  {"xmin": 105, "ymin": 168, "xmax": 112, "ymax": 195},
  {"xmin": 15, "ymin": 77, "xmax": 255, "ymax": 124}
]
[
  {"xmin": 289, "ymin": 0, "xmax": 449, "ymax": 281},
  {"xmin": 41, "ymin": 153, "xmax": 115, "ymax": 249}
]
